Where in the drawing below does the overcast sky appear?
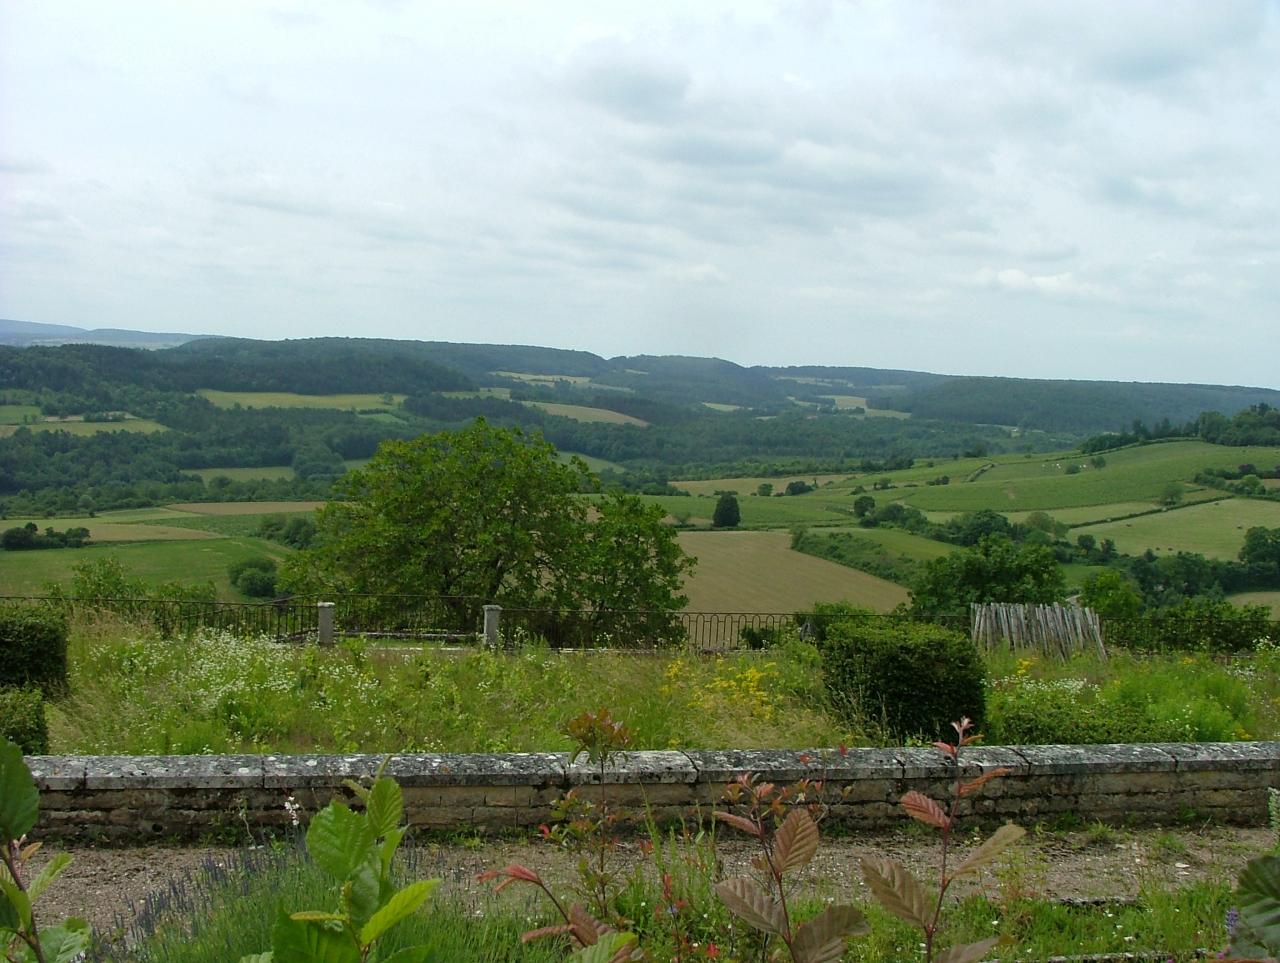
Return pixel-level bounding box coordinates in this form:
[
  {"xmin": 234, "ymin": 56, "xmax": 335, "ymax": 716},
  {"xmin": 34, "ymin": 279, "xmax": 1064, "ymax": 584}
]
[{"xmin": 2, "ymin": 1, "xmax": 1277, "ymax": 386}]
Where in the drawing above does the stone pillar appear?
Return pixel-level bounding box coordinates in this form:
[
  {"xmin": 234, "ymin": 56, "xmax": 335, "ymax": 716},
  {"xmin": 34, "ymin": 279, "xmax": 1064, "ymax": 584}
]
[
  {"xmin": 317, "ymin": 601, "xmax": 335, "ymax": 646},
  {"xmin": 483, "ymin": 604, "xmax": 501, "ymax": 648}
]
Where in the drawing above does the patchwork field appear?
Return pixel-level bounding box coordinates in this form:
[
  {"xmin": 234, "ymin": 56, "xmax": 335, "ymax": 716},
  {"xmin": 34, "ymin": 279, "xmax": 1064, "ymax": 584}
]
[
  {"xmin": 676, "ymin": 530, "xmax": 908, "ymax": 613},
  {"xmin": 494, "ymin": 371, "xmax": 591, "ymax": 385},
  {"xmin": 196, "ymin": 390, "xmax": 405, "ymax": 410},
  {"xmin": 1074, "ymin": 498, "xmax": 1280, "ymax": 560},
  {"xmin": 817, "ymin": 394, "xmax": 911, "ymax": 418},
  {"xmin": 166, "ymin": 500, "xmax": 325, "ymax": 515},
  {"xmin": 637, "ymin": 492, "xmax": 861, "ymax": 527},
  {"xmin": 522, "ymin": 401, "xmax": 648, "ymax": 426}
]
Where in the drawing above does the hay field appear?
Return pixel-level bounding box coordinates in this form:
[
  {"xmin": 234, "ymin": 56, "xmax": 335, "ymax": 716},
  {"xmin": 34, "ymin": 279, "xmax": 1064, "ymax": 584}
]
[
  {"xmin": 0, "ymin": 404, "xmax": 41, "ymax": 424},
  {"xmin": 1231, "ymin": 592, "xmax": 1280, "ymax": 618},
  {"xmin": 817, "ymin": 395, "xmax": 910, "ymax": 418},
  {"xmin": 197, "ymin": 390, "xmax": 404, "ymax": 410},
  {"xmin": 494, "ymin": 371, "xmax": 592, "ymax": 385},
  {"xmin": 677, "ymin": 530, "xmax": 908, "ymax": 613},
  {"xmin": 1073, "ymin": 498, "xmax": 1280, "ymax": 560},
  {"xmin": 523, "ymin": 401, "xmax": 648, "ymax": 426},
  {"xmin": 0, "ymin": 508, "xmax": 223, "ymax": 544}
]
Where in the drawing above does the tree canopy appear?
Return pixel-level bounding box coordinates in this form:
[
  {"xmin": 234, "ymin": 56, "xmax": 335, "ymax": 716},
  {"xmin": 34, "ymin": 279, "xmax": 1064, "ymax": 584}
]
[
  {"xmin": 909, "ymin": 535, "xmax": 1066, "ymax": 615},
  {"xmin": 280, "ymin": 420, "xmax": 694, "ymax": 638}
]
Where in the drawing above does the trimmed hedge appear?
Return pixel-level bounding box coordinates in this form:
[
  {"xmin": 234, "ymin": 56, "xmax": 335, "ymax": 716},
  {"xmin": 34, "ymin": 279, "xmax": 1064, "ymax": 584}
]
[
  {"xmin": 0, "ymin": 603, "xmax": 69, "ymax": 693},
  {"xmin": 0, "ymin": 687, "xmax": 48, "ymax": 754},
  {"xmin": 822, "ymin": 616, "xmax": 986, "ymax": 742}
]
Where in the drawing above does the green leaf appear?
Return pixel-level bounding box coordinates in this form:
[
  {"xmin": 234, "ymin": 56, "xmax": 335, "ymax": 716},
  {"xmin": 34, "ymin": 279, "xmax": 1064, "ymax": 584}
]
[
  {"xmin": 365, "ymin": 777, "xmax": 403, "ymax": 840},
  {"xmin": 1235, "ymin": 853, "xmax": 1280, "ymax": 954},
  {"xmin": 860, "ymin": 857, "xmax": 932, "ymax": 930},
  {"xmin": 0, "ymin": 741, "xmax": 39, "ymax": 843},
  {"xmin": 791, "ymin": 904, "xmax": 870, "ymax": 963},
  {"xmin": 238, "ymin": 954, "xmax": 275, "ymax": 962},
  {"xmin": 28, "ymin": 852, "xmax": 72, "ymax": 903},
  {"xmin": 952, "ymin": 824, "xmax": 1025, "ymax": 880},
  {"xmin": 341, "ymin": 857, "xmax": 382, "ymax": 930},
  {"xmin": 271, "ymin": 909, "xmax": 362, "ymax": 963},
  {"xmin": 307, "ymin": 803, "xmax": 376, "ymax": 883},
  {"xmin": 290, "ymin": 912, "xmax": 348, "ymax": 924},
  {"xmin": 38, "ymin": 918, "xmax": 92, "ymax": 963},
  {"xmin": 932, "ymin": 937, "xmax": 1001, "ymax": 963},
  {"xmin": 0, "ymin": 876, "xmax": 32, "ymax": 931},
  {"xmin": 360, "ymin": 880, "xmax": 439, "ymax": 946},
  {"xmin": 772, "ymin": 809, "xmax": 820, "ymax": 875},
  {"xmin": 714, "ymin": 876, "xmax": 784, "ymax": 935},
  {"xmin": 570, "ymin": 932, "xmax": 637, "ymax": 963},
  {"xmin": 0, "ymin": 879, "xmax": 21, "ymax": 932}
]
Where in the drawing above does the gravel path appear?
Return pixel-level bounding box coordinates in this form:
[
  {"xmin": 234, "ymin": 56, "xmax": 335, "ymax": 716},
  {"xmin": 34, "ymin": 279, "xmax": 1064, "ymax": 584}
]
[{"xmin": 28, "ymin": 824, "xmax": 1272, "ymax": 941}]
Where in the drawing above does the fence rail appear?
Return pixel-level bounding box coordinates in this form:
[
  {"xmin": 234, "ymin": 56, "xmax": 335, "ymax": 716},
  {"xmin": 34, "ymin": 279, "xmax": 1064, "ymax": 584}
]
[{"xmin": 3, "ymin": 594, "xmax": 1276, "ymax": 654}]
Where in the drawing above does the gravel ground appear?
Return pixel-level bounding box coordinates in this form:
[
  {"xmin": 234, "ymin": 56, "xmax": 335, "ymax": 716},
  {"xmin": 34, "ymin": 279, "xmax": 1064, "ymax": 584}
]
[{"xmin": 27, "ymin": 824, "xmax": 1273, "ymax": 942}]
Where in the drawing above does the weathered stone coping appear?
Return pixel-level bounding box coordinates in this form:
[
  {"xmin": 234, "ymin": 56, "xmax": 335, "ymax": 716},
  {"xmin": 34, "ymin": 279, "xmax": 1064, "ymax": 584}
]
[{"xmin": 25, "ymin": 742, "xmax": 1280, "ymax": 841}]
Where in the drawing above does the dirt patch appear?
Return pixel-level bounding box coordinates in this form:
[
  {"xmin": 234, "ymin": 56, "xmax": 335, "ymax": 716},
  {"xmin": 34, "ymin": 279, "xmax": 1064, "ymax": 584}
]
[{"xmin": 30, "ymin": 825, "xmax": 1271, "ymax": 940}]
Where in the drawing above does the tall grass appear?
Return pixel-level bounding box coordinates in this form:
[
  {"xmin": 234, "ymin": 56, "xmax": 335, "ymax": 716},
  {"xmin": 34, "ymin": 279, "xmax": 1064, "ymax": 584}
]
[{"xmin": 49, "ymin": 618, "xmax": 849, "ymax": 754}]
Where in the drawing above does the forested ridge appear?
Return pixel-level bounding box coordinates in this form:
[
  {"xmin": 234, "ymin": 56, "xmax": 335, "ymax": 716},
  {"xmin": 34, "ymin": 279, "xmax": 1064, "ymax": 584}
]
[{"xmin": 1, "ymin": 331, "xmax": 1277, "ymax": 515}]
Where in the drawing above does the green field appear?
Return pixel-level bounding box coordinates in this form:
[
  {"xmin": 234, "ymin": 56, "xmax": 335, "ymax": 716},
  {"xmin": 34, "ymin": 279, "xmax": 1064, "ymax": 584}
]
[
  {"xmin": 817, "ymin": 394, "xmax": 910, "ymax": 418},
  {"xmin": 1074, "ymin": 497, "xmax": 1280, "ymax": 560},
  {"xmin": 196, "ymin": 389, "xmax": 405, "ymax": 410},
  {"xmin": 0, "ymin": 404, "xmax": 41, "ymax": 424},
  {"xmin": 637, "ymin": 492, "xmax": 862, "ymax": 528},
  {"xmin": 883, "ymin": 441, "xmax": 1280, "ymax": 512},
  {"xmin": 815, "ymin": 524, "xmax": 956, "ymax": 562},
  {"xmin": 558, "ymin": 451, "xmax": 625, "ymax": 473},
  {"xmin": 522, "ymin": 401, "xmax": 648, "ymax": 426},
  {"xmin": 0, "ymin": 417, "xmax": 166, "ymax": 438},
  {"xmin": 671, "ymin": 474, "xmax": 852, "ymax": 496},
  {"xmin": 192, "ymin": 465, "xmax": 296, "ymax": 482},
  {"xmin": 0, "ymin": 537, "xmax": 289, "ymax": 598},
  {"xmin": 677, "ymin": 530, "xmax": 908, "ymax": 613},
  {"xmin": 493, "ymin": 371, "xmax": 592, "ymax": 385}
]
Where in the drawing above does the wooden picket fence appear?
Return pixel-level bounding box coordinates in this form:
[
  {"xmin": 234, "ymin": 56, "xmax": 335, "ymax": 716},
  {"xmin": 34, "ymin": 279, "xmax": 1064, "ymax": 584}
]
[{"xmin": 971, "ymin": 602, "xmax": 1107, "ymax": 660}]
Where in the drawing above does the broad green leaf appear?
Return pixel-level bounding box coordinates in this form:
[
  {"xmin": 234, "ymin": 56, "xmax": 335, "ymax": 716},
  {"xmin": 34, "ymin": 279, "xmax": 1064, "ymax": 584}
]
[
  {"xmin": 0, "ymin": 880, "xmax": 20, "ymax": 932},
  {"xmin": 360, "ymin": 880, "xmax": 439, "ymax": 946},
  {"xmin": 0, "ymin": 876, "xmax": 31, "ymax": 930},
  {"xmin": 772, "ymin": 809, "xmax": 819, "ymax": 875},
  {"xmin": 953, "ymin": 824, "xmax": 1026, "ymax": 879},
  {"xmin": 1235, "ymin": 853, "xmax": 1280, "ymax": 954},
  {"xmin": 271, "ymin": 910, "xmax": 362, "ymax": 963},
  {"xmin": 379, "ymin": 827, "xmax": 405, "ymax": 881},
  {"xmin": 28, "ymin": 852, "xmax": 72, "ymax": 903},
  {"xmin": 39, "ymin": 918, "xmax": 91, "ymax": 963},
  {"xmin": 571, "ymin": 932, "xmax": 637, "ymax": 963},
  {"xmin": 860, "ymin": 857, "xmax": 932, "ymax": 929},
  {"xmin": 365, "ymin": 778, "xmax": 403, "ymax": 840},
  {"xmin": 791, "ymin": 904, "xmax": 870, "ymax": 963},
  {"xmin": 307, "ymin": 803, "xmax": 375, "ymax": 883},
  {"xmin": 342, "ymin": 857, "xmax": 382, "ymax": 929},
  {"xmin": 932, "ymin": 937, "xmax": 1001, "ymax": 963},
  {"xmin": 714, "ymin": 876, "xmax": 784, "ymax": 935},
  {"xmin": 0, "ymin": 742, "xmax": 39, "ymax": 843}
]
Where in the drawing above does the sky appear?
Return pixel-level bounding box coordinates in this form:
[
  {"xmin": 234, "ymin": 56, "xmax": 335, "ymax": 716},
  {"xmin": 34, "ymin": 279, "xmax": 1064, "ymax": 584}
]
[{"xmin": 1, "ymin": 1, "xmax": 1278, "ymax": 387}]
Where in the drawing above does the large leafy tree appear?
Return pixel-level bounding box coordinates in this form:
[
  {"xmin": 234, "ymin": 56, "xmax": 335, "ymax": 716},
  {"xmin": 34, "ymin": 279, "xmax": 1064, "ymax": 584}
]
[
  {"xmin": 280, "ymin": 420, "xmax": 693, "ymax": 634},
  {"xmin": 909, "ymin": 535, "xmax": 1066, "ymax": 615}
]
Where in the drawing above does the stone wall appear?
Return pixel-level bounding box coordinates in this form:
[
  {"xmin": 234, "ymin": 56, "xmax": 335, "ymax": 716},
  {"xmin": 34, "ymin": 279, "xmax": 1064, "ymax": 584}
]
[{"xmin": 26, "ymin": 742, "xmax": 1280, "ymax": 841}]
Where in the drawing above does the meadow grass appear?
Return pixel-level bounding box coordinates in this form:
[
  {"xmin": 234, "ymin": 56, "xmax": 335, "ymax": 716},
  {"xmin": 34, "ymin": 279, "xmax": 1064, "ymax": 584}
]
[
  {"xmin": 48, "ymin": 623, "xmax": 850, "ymax": 755},
  {"xmin": 0, "ymin": 403, "xmax": 41, "ymax": 424},
  {"xmin": 1232, "ymin": 591, "xmax": 1280, "ymax": 618},
  {"xmin": 670, "ymin": 473, "xmax": 853, "ymax": 496},
  {"xmin": 1074, "ymin": 497, "xmax": 1280, "ymax": 560},
  {"xmin": 677, "ymin": 530, "xmax": 910, "ymax": 613},
  {"xmin": 166, "ymin": 500, "xmax": 325, "ymax": 515},
  {"xmin": 196, "ymin": 389, "xmax": 405, "ymax": 410}
]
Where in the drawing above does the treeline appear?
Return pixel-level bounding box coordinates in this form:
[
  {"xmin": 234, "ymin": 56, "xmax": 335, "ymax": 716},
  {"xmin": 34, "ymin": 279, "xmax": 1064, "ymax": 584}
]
[{"xmin": 1080, "ymin": 405, "xmax": 1280, "ymax": 453}]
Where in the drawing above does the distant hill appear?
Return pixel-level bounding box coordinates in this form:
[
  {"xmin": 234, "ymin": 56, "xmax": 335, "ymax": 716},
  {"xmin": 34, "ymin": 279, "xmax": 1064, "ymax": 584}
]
[
  {"xmin": 3, "ymin": 318, "xmax": 1280, "ymax": 434},
  {"xmin": 0, "ymin": 318, "xmax": 213, "ymax": 349}
]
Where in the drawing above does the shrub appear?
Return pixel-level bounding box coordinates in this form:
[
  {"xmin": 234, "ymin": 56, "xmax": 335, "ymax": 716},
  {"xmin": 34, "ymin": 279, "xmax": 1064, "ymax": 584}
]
[
  {"xmin": 229, "ymin": 557, "xmax": 278, "ymax": 597},
  {"xmin": 0, "ymin": 602, "xmax": 69, "ymax": 693},
  {"xmin": 0, "ymin": 686, "xmax": 48, "ymax": 753},
  {"xmin": 821, "ymin": 616, "xmax": 985, "ymax": 741}
]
